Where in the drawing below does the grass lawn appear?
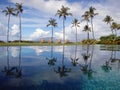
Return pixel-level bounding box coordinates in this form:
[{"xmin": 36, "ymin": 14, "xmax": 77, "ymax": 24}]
[{"xmin": 0, "ymin": 42, "xmax": 82, "ymax": 46}]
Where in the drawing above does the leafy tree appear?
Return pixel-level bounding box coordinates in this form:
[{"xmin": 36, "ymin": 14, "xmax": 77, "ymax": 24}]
[
  {"xmin": 117, "ymin": 24, "xmax": 120, "ymax": 30},
  {"xmin": 71, "ymin": 18, "xmax": 80, "ymax": 43},
  {"xmin": 47, "ymin": 18, "xmax": 57, "ymax": 43},
  {"xmin": 111, "ymin": 22, "xmax": 118, "ymax": 37},
  {"xmin": 56, "ymin": 5, "xmax": 72, "ymax": 43},
  {"xmin": 83, "ymin": 25, "xmax": 91, "ymax": 43},
  {"xmin": 103, "ymin": 15, "xmax": 114, "ymax": 34},
  {"xmin": 89, "ymin": 6, "xmax": 98, "ymax": 40},
  {"xmin": 81, "ymin": 11, "xmax": 90, "ymax": 25},
  {"xmin": 15, "ymin": 3, "xmax": 23, "ymax": 43},
  {"xmin": 2, "ymin": 6, "xmax": 16, "ymax": 42}
]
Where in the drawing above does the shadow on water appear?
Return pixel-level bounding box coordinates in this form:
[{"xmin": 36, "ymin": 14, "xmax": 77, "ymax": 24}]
[
  {"xmin": 1, "ymin": 46, "xmax": 22, "ymax": 78},
  {"xmin": 54, "ymin": 45, "xmax": 71, "ymax": 78}
]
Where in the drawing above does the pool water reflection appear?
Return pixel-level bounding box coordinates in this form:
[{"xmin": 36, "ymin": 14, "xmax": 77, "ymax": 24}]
[{"xmin": 0, "ymin": 45, "xmax": 120, "ymax": 90}]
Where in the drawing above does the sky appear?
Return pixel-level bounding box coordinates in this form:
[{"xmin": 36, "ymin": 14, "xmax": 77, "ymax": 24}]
[{"xmin": 0, "ymin": 0, "xmax": 120, "ymax": 41}]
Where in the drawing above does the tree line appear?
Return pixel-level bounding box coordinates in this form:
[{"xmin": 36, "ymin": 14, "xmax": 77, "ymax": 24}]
[
  {"xmin": 2, "ymin": 4, "xmax": 120, "ymax": 44},
  {"xmin": 2, "ymin": 3, "xmax": 23, "ymax": 43},
  {"xmin": 47, "ymin": 5, "xmax": 98, "ymax": 44}
]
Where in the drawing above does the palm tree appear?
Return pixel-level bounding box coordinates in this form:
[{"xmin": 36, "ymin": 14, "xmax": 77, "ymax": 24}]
[
  {"xmin": 15, "ymin": 3, "xmax": 23, "ymax": 43},
  {"xmin": 89, "ymin": 6, "xmax": 98, "ymax": 40},
  {"xmin": 56, "ymin": 5, "xmax": 72, "ymax": 43},
  {"xmin": 71, "ymin": 18, "xmax": 80, "ymax": 43},
  {"xmin": 81, "ymin": 11, "xmax": 90, "ymax": 42},
  {"xmin": 47, "ymin": 18, "xmax": 57, "ymax": 43},
  {"xmin": 81, "ymin": 11, "xmax": 90, "ymax": 25},
  {"xmin": 83, "ymin": 25, "xmax": 91, "ymax": 43},
  {"xmin": 117, "ymin": 24, "xmax": 120, "ymax": 30},
  {"xmin": 117, "ymin": 24, "xmax": 120, "ymax": 40},
  {"xmin": 103, "ymin": 15, "xmax": 114, "ymax": 34},
  {"xmin": 2, "ymin": 6, "xmax": 16, "ymax": 42},
  {"xmin": 111, "ymin": 22, "xmax": 118, "ymax": 38}
]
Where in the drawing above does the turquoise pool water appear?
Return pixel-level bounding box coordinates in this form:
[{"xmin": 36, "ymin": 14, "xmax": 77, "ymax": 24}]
[{"xmin": 0, "ymin": 45, "xmax": 120, "ymax": 90}]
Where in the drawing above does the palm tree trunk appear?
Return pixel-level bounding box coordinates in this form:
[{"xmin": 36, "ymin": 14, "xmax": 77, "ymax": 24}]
[
  {"xmin": 87, "ymin": 31, "xmax": 89, "ymax": 43},
  {"xmin": 91, "ymin": 18, "xmax": 95, "ymax": 40},
  {"xmin": 19, "ymin": 13, "xmax": 22, "ymax": 43},
  {"xmin": 87, "ymin": 21, "xmax": 89, "ymax": 44},
  {"xmin": 52, "ymin": 27, "xmax": 53, "ymax": 43},
  {"xmin": 75, "ymin": 26, "xmax": 77, "ymax": 43},
  {"xmin": 114, "ymin": 29, "xmax": 117, "ymax": 41},
  {"xmin": 7, "ymin": 14, "xmax": 10, "ymax": 42},
  {"xmin": 109, "ymin": 23, "xmax": 114, "ymax": 35},
  {"xmin": 63, "ymin": 18, "xmax": 65, "ymax": 43}
]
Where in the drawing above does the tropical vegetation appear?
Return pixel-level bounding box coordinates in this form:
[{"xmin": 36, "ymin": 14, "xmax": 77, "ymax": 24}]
[
  {"xmin": 56, "ymin": 5, "xmax": 72, "ymax": 43},
  {"xmin": 2, "ymin": 6, "xmax": 16, "ymax": 42},
  {"xmin": 47, "ymin": 18, "xmax": 57, "ymax": 43},
  {"xmin": 1, "ymin": 4, "xmax": 120, "ymax": 45},
  {"xmin": 71, "ymin": 18, "xmax": 80, "ymax": 43},
  {"xmin": 15, "ymin": 3, "xmax": 23, "ymax": 43}
]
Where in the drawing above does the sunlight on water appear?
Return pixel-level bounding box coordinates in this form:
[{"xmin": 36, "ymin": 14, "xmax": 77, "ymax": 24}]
[{"xmin": 0, "ymin": 45, "xmax": 120, "ymax": 90}]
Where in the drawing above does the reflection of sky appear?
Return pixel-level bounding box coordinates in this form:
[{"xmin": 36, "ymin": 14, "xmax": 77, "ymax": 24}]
[
  {"xmin": 9, "ymin": 47, "xmax": 20, "ymax": 57},
  {"xmin": 0, "ymin": 45, "xmax": 120, "ymax": 89},
  {"xmin": 0, "ymin": 47, "xmax": 6, "ymax": 57}
]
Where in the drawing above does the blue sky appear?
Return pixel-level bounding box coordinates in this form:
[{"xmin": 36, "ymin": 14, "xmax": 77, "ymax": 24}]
[{"xmin": 0, "ymin": 0, "xmax": 120, "ymax": 41}]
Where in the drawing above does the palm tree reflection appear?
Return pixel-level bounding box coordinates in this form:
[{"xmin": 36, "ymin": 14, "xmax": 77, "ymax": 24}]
[
  {"xmin": 80, "ymin": 45, "xmax": 95, "ymax": 79},
  {"xmin": 101, "ymin": 46, "xmax": 113, "ymax": 73},
  {"xmin": 101, "ymin": 61, "xmax": 112, "ymax": 73},
  {"xmin": 46, "ymin": 45, "xmax": 57, "ymax": 66},
  {"xmin": 54, "ymin": 45, "xmax": 71, "ymax": 78},
  {"xmin": 16, "ymin": 46, "xmax": 22, "ymax": 78},
  {"xmin": 71, "ymin": 45, "xmax": 79, "ymax": 66},
  {"xmin": 2, "ymin": 46, "xmax": 22, "ymax": 78},
  {"xmin": 101, "ymin": 46, "xmax": 120, "ymax": 72},
  {"xmin": 110, "ymin": 49, "xmax": 120, "ymax": 65}
]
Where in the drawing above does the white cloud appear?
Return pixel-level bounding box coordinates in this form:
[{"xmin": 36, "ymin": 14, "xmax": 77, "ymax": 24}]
[
  {"xmin": 54, "ymin": 32, "xmax": 63, "ymax": 40},
  {"xmin": 7, "ymin": 0, "xmax": 120, "ymax": 41},
  {"xmin": 54, "ymin": 24, "xmax": 85, "ymax": 41},
  {"xmin": 10, "ymin": 0, "xmax": 65, "ymax": 14},
  {"xmin": 54, "ymin": 25, "xmax": 76, "ymax": 41},
  {"xmin": 11, "ymin": 24, "xmax": 20, "ymax": 36},
  {"xmin": 0, "ymin": 22, "xmax": 6, "ymax": 36},
  {"xmin": 30, "ymin": 28, "xmax": 50, "ymax": 40},
  {"xmin": 10, "ymin": 0, "xmax": 83, "ymax": 17}
]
